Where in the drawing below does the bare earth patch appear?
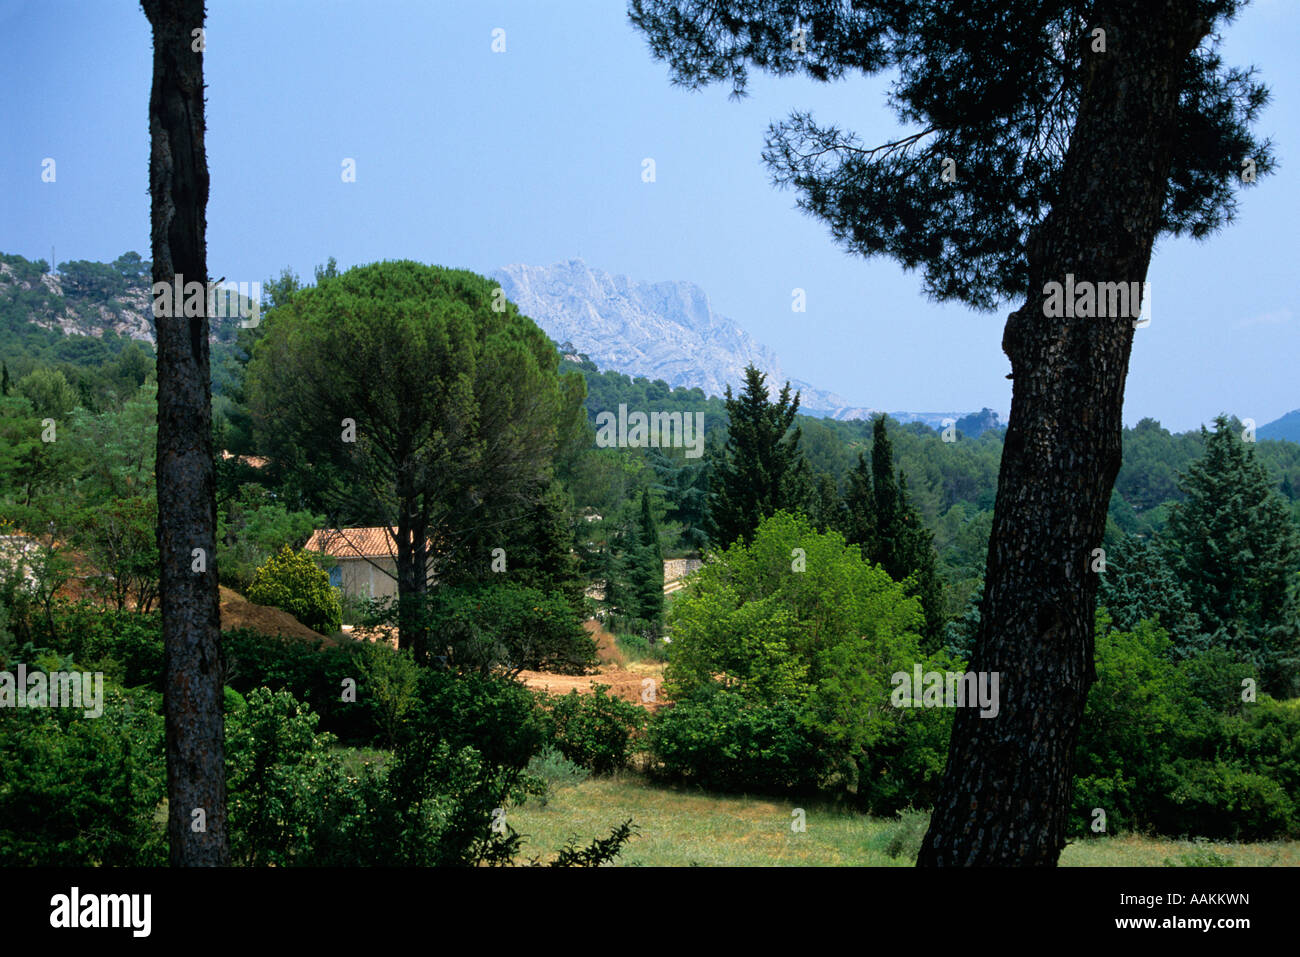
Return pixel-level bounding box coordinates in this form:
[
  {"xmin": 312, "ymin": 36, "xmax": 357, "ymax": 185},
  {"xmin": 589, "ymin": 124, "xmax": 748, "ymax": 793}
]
[{"xmin": 518, "ymin": 619, "xmax": 667, "ymax": 711}]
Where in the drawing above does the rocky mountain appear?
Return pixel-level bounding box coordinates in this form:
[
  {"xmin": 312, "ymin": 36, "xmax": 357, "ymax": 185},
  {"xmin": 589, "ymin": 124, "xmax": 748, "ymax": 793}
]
[
  {"xmin": 493, "ymin": 259, "xmax": 1000, "ymax": 429},
  {"xmin": 0, "ymin": 251, "xmax": 252, "ymax": 348},
  {"xmin": 492, "ymin": 259, "xmax": 856, "ymax": 411},
  {"xmin": 1, "ymin": 253, "xmax": 156, "ymax": 343}
]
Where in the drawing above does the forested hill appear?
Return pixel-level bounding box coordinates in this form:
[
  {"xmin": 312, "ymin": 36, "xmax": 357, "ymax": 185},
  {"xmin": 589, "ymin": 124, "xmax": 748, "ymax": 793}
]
[{"xmin": 4, "ymin": 248, "xmax": 1298, "ymax": 565}]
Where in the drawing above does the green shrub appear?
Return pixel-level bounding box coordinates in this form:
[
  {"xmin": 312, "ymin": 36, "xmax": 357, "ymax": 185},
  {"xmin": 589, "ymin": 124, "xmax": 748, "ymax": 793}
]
[
  {"xmin": 419, "ymin": 583, "xmax": 596, "ymax": 675},
  {"xmin": 1157, "ymin": 760, "xmax": 1294, "ymax": 840},
  {"xmin": 246, "ymin": 545, "xmax": 342, "ymax": 634},
  {"xmin": 29, "ymin": 602, "xmax": 164, "ymax": 690},
  {"xmin": 355, "ymin": 641, "xmax": 419, "ymax": 747},
  {"xmin": 1070, "ymin": 614, "xmax": 1298, "ymax": 840},
  {"xmin": 216, "ymin": 489, "xmax": 321, "ymax": 592},
  {"xmin": 663, "ymin": 511, "xmax": 939, "ymax": 797},
  {"xmin": 0, "ymin": 676, "xmax": 165, "ymax": 866},
  {"xmin": 1162, "ymin": 841, "xmax": 1235, "ymax": 867},
  {"xmin": 547, "ymin": 685, "xmax": 645, "ymax": 774},
  {"xmin": 226, "ymin": 687, "xmax": 338, "ymax": 867},
  {"xmin": 527, "ymin": 746, "xmax": 592, "ymax": 791},
  {"xmin": 649, "ymin": 688, "xmax": 828, "ymax": 793},
  {"xmin": 614, "ymin": 629, "xmax": 669, "ymax": 663},
  {"xmin": 223, "ymin": 628, "xmax": 378, "ymax": 745},
  {"xmin": 1069, "ymin": 618, "xmax": 1182, "ymax": 835},
  {"xmin": 883, "ymin": 808, "xmax": 932, "ymax": 863},
  {"xmin": 854, "ymin": 704, "xmax": 953, "ymax": 815},
  {"xmin": 413, "ymin": 669, "xmax": 551, "ymax": 773}
]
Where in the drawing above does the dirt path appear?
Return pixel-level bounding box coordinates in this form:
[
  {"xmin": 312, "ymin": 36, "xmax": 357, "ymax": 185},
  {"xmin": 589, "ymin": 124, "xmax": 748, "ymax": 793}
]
[{"xmin": 518, "ymin": 619, "xmax": 668, "ymax": 712}]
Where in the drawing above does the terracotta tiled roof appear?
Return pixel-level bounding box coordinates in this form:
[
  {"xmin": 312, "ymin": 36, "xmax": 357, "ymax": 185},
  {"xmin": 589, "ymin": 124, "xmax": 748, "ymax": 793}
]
[
  {"xmin": 304, "ymin": 527, "xmax": 438, "ymax": 560},
  {"xmin": 220, "ymin": 450, "xmax": 268, "ymax": 468},
  {"xmin": 304, "ymin": 527, "xmax": 396, "ymax": 559}
]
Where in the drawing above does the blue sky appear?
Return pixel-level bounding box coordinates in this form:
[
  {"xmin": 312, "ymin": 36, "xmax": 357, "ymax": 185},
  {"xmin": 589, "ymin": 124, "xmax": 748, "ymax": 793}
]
[{"xmin": 2, "ymin": 0, "xmax": 1296, "ymax": 432}]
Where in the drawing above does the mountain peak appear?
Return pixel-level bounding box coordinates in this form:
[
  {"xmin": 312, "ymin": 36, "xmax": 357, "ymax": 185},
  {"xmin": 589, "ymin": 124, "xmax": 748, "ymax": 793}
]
[{"xmin": 493, "ymin": 260, "xmax": 848, "ymax": 408}]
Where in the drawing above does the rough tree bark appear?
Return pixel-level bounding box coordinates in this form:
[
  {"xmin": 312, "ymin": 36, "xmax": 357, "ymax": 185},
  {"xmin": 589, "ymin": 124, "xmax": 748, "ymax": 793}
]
[
  {"xmin": 918, "ymin": 2, "xmax": 1211, "ymax": 866},
  {"xmin": 143, "ymin": 0, "xmax": 229, "ymax": 866}
]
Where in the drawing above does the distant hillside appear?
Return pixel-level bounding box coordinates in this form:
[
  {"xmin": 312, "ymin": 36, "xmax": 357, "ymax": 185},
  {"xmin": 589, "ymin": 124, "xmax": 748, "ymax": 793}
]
[
  {"xmin": 0, "ymin": 250, "xmax": 250, "ymax": 354},
  {"xmin": 1260, "ymin": 410, "xmax": 1300, "ymax": 443}
]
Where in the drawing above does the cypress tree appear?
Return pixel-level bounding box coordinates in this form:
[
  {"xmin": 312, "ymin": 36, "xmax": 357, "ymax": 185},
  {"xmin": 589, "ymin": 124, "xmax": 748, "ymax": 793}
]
[
  {"xmin": 633, "ymin": 486, "xmax": 664, "ymax": 631},
  {"xmin": 707, "ymin": 365, "xmax": 805, "ymax": 548},
  {"xmin": 1164, "ymin": 416, "xmax": 1300, "ymax": 696},
  {"xmin": 807, "ymin": 472, "xmax": 842, "ymax": 533},
  {"xmin": 841, "ymin": 416, "xmax": 945, "ymax": 650},
  {"xmin": 840, "ymin": 452, "xmax": 876, "ymax": 556}
]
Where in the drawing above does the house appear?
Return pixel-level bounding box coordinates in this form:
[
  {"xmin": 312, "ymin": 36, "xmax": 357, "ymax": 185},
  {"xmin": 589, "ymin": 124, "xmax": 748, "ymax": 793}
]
[{"xmin": 303, "ymin": 527, "xmax": 435, "ymax": 601}]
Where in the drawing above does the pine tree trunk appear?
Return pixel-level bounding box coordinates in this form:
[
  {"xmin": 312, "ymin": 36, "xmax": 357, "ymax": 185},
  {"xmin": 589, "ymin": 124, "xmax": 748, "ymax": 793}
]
[
  {"xmin": 918, "ymin": 2, "xmax": 1209, "ymax": 866},
  {"xmin": 144, "ymin": 0, "xmax": 229, "ymax": 866},
  {"xmin": 394, "ymin": 488, "xmax": 430, "ymax": 654}
]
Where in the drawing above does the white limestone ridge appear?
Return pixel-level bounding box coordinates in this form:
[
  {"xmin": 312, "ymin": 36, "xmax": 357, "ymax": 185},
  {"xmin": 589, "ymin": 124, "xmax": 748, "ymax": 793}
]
[{"xmin": 491, "ymin": 258, "xmax": 872, "ymax": 417}]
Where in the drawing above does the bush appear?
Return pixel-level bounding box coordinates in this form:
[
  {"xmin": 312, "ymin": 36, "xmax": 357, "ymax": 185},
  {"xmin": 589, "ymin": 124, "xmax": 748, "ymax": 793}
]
[
  {"xmin": 883, "ymin": 808, "xmax": 931, "ymax": 863},
  {"xmin": 614, "ymin": 629, "xmax": 669, "ymax": 663},
  {"xmin": 853, "ymin": 704, "xmax": 953, "ymax": 815},
  {"xmin": 247, "ymin": 545, "xmax": 342, "ymax": 634},
  {"xmin": 547, "ymin": 685, "xmax": 645, "ymax": 774},
  {"xmin": 420, "ymin": 583, "xmax": 596, "ymax": 675},
  {"xmin": 527, "ymin": 746, "xmax": 591, "ymax": 792},
  {"xmin": 224, "ymin": 687, "xmax": 532, "ymax": 867},
  {"xmin": 223, "ymin": 628, "xmax": 377, "ymax": 745},
  {"xmin": 216, "ymin": 488, "xmax": 321, "ymax": 592},
  {"xmin": 1069, "ymin": 618, "xmax": 1182, "ymax": 835},
  {"xmin": 355, "ymin": 641, "xmax": 419, "ymax": 747},
  {"xmin": 226, "ymin": 687, "xmax": 338, "ymax": 867},
  {"xmin": 663, "ymin": 511, "xmax": 938, "ymax": 796},
  {"xmin": 1070, "ymin": 614, "xmax": 1299, "ymax": 840},
  {"xmin": 1162, "ymin": 841, "xmax": 1235, "ymax": 867},
  {"xmin": 413, "ymin": 668, "xmax": 552, "ymax": 773},
  {"xmin": 0, "ymin": 670, "xmax": 165, "ymax": 866},
  {"xmin": 648, "ymin": 688, "xmax": 828, "ymax": 793},
  {"xmin": 30, "ymin": 602, "xmax": 164, "ymax": 690},
  {"xmin": 1157, "ymin": 760, "xmax": 1294, "ymax": 840}
]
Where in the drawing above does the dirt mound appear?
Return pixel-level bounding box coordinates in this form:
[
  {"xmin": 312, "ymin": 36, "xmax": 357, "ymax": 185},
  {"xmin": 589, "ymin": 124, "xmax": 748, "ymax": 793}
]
[
  {"xmin": 219, "ymin": 586, "xmax": 334, "ymax": 645},
  {"xmin": 585, "ymin": 618, "xmax": 626, "ymax": 667}
]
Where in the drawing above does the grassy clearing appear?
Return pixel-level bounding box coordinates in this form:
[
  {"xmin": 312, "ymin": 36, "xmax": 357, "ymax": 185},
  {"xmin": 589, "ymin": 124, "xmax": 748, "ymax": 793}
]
[
  {"xmin": 510, "ymin": 772, "xmax": 1300, "ymax": 867},
  {"xmin": 513, "ymin": 772, "xmax": 914, "ymax": 866}
]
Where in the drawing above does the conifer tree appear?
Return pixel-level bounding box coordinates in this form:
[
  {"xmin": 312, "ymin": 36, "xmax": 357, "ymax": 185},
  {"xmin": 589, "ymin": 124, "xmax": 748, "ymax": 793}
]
[
  {"xmin": 632, "ymin": 486, "xmax": 665, "ymax": 630},
  {"xmin": 840, "ymin": 452, "xmax": 875, "ymax": 557},
  {"xmin": 706, "ymin": 365, "xmax": 806, "ymax": 547},
  {"xmin": 840, "ymin": 417, "xmax": 945, "ymax": 650},
  {"xmin": 807, "ymin": 472, "xmax": 842, "ymax": 533},
  {"xmin": 1163, "ymin": 416, "xmax": 1300, "ymax": 696},
  {"xmin": 1097, "ymin": 534, "xmax": 1199, "ymax": 648}
]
